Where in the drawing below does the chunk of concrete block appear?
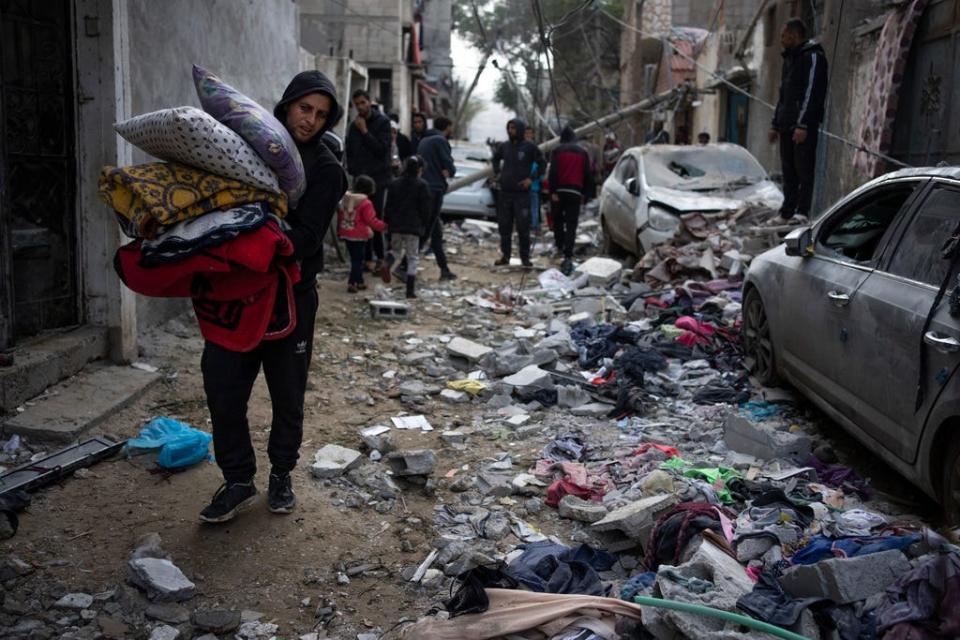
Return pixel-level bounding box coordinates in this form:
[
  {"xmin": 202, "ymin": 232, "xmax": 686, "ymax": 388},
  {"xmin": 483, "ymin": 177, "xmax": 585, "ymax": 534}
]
[
  {"xmin": 592, "ymin": 494, "xmax": 677, "ymax": 551},
  {"xmin": 779, "ymin": 549, "xmax": 911, "ymax": 604},
  {"xmin": 570, "ymin": 402, "xmax": 610, "ymax": 417},
  {"xmin": 385, "ymin": 449, "xmax": 436, "ymax": 476},
  {"xmin": 310, "ymin": 444, "xmax": 363, "ymax": 478},
  {"xmin": 447, "ymin": 337, "xmax": 493, "ymax": 363},
  {"xmin": 723, "ymin": 413, "xmax": 811, "ymax": 460},
  {"xmin": 148, "ymin": 626, "xmax": 180, "ymax": 640},
  {"xmin": 735, "ymin": 536, "xmax": 774, "ymax": 563},
  {"xmin": 558, "ymin": 495, "xmax": 607, "ymax": 523},
  {"xmin": 575, "ymin": 257, "xmax": 623, "ymax": 288},
  {"xmin": 567, "ymin": 312, "xmax": 595, "ymax": 327},
  {"xmin": 358, "ymin": 425, "xmax": 395, "ymax": 453},
  {"xmin": 557, "ymin": 385, "xmax": 591, "ymax": 409},
  {"xmin": 127, "ymin": 558, "xmax": 196, "ymax": 602},
  {"xmin": 190, "ymin": 609, "xmax": 241, "ymax": 634},
  {"xmin": 54, "ymin": 593, "xmax": 94, "ymax": 609},
  {"xmin": 503, "ymin": 365, "xmax": 554, "ymax": 389},
  {"xmin": 440, "ymin": 388, "xmax": 469, "ymax": 403}
]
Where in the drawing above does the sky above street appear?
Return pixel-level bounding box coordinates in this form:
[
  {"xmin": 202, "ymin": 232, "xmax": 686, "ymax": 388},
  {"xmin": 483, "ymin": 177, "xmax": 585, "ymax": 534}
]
[{"xmin": 450, "ymin": 32, "xmax": 514, "ymax": 143}]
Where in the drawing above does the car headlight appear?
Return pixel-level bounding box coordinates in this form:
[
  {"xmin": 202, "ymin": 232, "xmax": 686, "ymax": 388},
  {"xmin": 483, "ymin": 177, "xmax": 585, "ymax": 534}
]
[{"xmin": 647, "ymin": 205, "xmax": 681, "ymax": 233}]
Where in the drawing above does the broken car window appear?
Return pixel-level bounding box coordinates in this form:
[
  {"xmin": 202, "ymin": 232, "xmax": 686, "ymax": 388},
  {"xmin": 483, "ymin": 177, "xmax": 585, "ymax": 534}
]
[
  {"xmin": 886, "ymin": 187, "xmax": 960, "ymax": 286},
  {"xmin": 641, "ymin": 146, "xmax": 766, "ymax": 191},
  {"xmin": 817, "ymin": 186, "xmax": 916, "ymax": 264}
]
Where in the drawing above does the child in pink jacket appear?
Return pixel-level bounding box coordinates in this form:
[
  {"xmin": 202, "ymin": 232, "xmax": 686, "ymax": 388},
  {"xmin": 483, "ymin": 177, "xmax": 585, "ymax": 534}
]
[{"xmin": 338, "ymin": 175, "xmax": 387, "ymax": 292}]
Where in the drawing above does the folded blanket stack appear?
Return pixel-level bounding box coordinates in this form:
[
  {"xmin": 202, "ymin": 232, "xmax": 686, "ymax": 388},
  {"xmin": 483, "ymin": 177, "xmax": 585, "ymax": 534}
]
[{"xmin": 99, "ymin": 65, "xmax": 307, "ymax": 351}]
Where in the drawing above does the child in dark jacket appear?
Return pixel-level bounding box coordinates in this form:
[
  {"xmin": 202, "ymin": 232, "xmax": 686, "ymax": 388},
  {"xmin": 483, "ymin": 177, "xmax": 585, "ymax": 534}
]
[
  {"xmin": 338, "ymin": 175, "xmax": 387, "ymax": 292},
  {"xmin": 385, "ymin": 156, "xmax": 431, "ymax": 298}
]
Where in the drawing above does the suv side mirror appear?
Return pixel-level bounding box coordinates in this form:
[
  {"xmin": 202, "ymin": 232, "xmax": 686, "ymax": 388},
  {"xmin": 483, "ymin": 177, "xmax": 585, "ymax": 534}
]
[
  {"xmin": 784, "ymin": 226, "xmax": 813, "ymax": 257},
  {"xmin": 625, "ymin": 177, "xmax": 640, "ymax": 196}
]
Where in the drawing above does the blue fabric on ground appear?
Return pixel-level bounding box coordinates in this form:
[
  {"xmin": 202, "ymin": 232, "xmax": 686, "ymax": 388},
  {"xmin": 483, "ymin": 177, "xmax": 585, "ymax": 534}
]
[
  {"xmin": 505, "ymin": 541, "xmax": 615, "ymax": 596},
  {"xmin": 126, "ymin": 416, "xmax": 213, "ymax": 469},
  {"xmin": 790, "ymin": 534, "xmax": 922, "ymax": 565}
]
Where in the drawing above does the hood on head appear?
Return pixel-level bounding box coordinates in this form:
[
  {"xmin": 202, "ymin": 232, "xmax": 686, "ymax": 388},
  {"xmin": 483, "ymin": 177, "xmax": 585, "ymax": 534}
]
[
  {"xmin": 560, "ymin": 126, "xmax": 576, "ymax": 143},
  {"xmin": 340, "ymin": 191, "xmax": 367, "ymax": 210},
  {"xmin": 274, "ymin": 70, "xmax": 343, "ymax": 140},
  {"xmin": 507, "ymin": 117, "xmax": 526, "ymax": 140}
]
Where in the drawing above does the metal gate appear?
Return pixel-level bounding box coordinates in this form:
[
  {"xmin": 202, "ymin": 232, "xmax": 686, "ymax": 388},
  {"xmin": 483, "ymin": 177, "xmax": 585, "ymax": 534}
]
[
  {"xmin": 891, "ymin": 0, "xmax": 960, "ymax": 166},
  {"xmin": 0, "ymin": 0, "xmax": 78, "ymax": 348}
]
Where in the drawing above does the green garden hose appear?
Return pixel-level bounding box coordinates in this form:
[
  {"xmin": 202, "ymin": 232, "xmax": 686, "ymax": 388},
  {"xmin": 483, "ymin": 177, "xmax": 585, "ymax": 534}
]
[{"xmin": 633, "ymin": 595, "xmax": 810, "ymax": 640}]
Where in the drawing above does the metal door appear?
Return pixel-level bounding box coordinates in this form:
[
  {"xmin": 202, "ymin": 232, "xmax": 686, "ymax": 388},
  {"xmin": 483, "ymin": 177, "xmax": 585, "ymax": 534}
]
[
  {"xmin": 0, "ymin": 0, "xmax": 78, "ymax": 346},
  {"xmin": 891, "ymin": 0, "xmax": 960, "ymax": 166},
  {"xmin": 725, "ymin": 90, "xmax": 749, "ymax": 146}
]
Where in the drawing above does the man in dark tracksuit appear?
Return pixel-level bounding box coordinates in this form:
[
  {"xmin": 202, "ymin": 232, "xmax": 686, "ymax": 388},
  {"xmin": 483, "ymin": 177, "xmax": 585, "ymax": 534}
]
[
  {"xmin": 416, "ymin": 116, "xmax": 458, "ymax": 280},
  {"xmin": 548, "ymin": 126, "xmax": 595, "ymax": 276},
  {"xmin": 493, "ymin": 117, "xmax": 544, "ymax": 267},
  {"xmin": 199, "ymin": 71, "xmax": 347, "ymax": 523},
  {"xmin": 345, "ymin": 90, "xmax": 392, "ymax": 267},
  {"xmin": 769, "ymin": 19, "xmax": 828, "ymax": 221}
]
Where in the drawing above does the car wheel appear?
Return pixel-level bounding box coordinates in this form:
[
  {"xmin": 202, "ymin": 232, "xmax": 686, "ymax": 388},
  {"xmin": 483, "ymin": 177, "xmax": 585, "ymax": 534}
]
[
  {"xmin": 601, "ymin": 217, "xmax": 626, "ymax": 258},
  {"xmin": 743, "ymin": 288, "xmax": 781, "ymax": 386},
  {"xmin": 941, "ymin": 437, "xmax": 960, "ymax": 524}
]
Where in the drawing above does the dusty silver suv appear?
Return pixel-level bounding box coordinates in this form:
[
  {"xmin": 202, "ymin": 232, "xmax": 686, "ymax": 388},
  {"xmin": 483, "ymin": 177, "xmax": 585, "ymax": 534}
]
[{"xmin": 743, "ymin": 168, "xmax": 960, "ymax": 520}]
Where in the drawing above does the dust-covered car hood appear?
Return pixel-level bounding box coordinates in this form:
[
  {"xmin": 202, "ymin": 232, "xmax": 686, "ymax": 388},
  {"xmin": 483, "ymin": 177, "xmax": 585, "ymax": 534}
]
[
  {"xmin": 646, "ymin": 180, "xmax": 784, "ymax": 212},
  {"xmin": 640, "ymin": 143, "xmax": 784, "ymax": 211}
]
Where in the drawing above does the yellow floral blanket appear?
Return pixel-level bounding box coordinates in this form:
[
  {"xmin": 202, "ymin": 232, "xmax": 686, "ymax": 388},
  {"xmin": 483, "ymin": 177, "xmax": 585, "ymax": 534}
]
[{"xmin": 99, "ymin": 162, "xmax": 287, "ymax": 239}]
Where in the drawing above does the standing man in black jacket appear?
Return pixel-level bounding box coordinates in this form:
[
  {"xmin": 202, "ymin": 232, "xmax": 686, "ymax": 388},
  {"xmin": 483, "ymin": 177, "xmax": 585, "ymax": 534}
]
[
  {"xmin": 346, "ymin": 89, "xmax": 391, "ymax": 271},
  {"xmin": 410, "ymin": 112, "xmax": 428, "ymax": 154},
  {"xmin": 769, "ymin": 19, "xmax": 828, "ymax": 222},
  {"xmin": 492, "ymin": 117, "xmax": 544, "ymax": 267},
  {"xmin": 199, "ymin": 70, "xmax": 347, "ymax": 523},
  {"xmin": 416, "ymin": 116, "xmax": 458, "ymax": 281}
]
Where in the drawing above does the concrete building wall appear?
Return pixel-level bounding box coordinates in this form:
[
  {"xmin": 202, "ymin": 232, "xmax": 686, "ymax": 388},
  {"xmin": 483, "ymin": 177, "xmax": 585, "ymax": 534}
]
[
  {"xmin": 420, "ymin": 0, "xmax": 454, "ymax": 113},
  {"xmin": 122, "ymin": 0, "xmax": 300, "ymax": 328},
  {"xmin": 299, "ymin": 0, "xmax": 412, "ymax": 133}
]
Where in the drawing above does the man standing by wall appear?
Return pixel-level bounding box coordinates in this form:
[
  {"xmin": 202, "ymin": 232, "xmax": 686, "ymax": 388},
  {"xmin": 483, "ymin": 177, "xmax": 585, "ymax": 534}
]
[
  {"xmin": 549, "ymin": 126, "xmax": 594, "ymax": 276},
  {"xmin": 410, "ymin": 112, "xmax": 428, "ymax": 154},
  {"xmin": 769, "ymin": 19, "xmax": 828, "ymax": 223},
  {"xmin": 416, "ymin": 115, "xmax": 458, "ymax": 281},
  {"xmin": 346, "ymin": 89, "xmax": 391, "ymax": 270},
  {"xmin": 492, "ymin": 118, "xmax": 544, "ymax": 267}
]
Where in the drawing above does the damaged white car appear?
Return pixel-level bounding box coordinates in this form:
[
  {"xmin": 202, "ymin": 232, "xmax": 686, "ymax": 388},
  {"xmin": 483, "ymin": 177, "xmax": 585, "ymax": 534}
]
[{"xmin": 599, "ymin": 144, "xmax": 783, "ymax": 256}]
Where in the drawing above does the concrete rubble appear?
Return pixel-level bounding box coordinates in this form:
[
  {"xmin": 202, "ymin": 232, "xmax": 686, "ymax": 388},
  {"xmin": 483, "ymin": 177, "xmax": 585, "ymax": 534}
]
[
  {"xmin": 1, "ymin": 193, "xmax": 954, "ymax": 640},
  {"xmin": 310, "ymin": 443, "xmax": 364, "ymax": 478}
]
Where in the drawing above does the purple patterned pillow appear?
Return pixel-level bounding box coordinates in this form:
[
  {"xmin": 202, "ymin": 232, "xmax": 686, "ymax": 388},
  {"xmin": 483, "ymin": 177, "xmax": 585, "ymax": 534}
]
[{"xmin": 193, "ymin": 64, "xmax": 306, "ymax": 206}]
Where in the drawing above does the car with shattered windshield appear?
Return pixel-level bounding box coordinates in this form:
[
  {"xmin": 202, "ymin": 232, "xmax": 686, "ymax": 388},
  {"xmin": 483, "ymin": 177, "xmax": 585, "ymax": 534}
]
[
  {"xmin": 599, "ymin": 143, "xmax": 783, "ymax": 256},
  {"xmin": 743, "ymin": 167, "xmax": 960, "ymax": 520}
]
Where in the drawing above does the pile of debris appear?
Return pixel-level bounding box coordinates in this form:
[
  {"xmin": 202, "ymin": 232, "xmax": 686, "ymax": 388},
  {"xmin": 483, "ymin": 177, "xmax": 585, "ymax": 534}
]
[{"xmin": 313, "ymin": 243, "xmax": 957, "ymax": 638}]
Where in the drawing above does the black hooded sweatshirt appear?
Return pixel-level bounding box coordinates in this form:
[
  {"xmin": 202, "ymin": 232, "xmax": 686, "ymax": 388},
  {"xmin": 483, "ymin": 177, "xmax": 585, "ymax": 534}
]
[
  {"xmin": 492, "ymin": 118, "xmax": 545, "ymax": 194},
  {"xmin": 274, "ymin": 70, "xmax": 348, "ymax": 291},
  {"xmin": 345, "ymin": 105, "xmax": 392, "ymax": 185},
  {"xmin": 772, "ymin": 40, "xmax": 828, "ymax": 133}
]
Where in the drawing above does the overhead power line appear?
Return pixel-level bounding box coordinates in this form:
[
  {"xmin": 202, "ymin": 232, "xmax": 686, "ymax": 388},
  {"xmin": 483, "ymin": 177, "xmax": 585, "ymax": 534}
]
[{"xmin": 596, "ymin": 7, "xmax": 910, "ymax": 168}]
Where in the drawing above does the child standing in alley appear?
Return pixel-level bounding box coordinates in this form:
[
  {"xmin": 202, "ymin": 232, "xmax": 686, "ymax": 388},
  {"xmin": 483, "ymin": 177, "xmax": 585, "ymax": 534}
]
[
  {"xmin": 385, "ymin": 156, "xmax": 431, "ymax": 298},
  {"xmin": 338, "ymin": 175, "xmax": 387, "ymax": 292}
]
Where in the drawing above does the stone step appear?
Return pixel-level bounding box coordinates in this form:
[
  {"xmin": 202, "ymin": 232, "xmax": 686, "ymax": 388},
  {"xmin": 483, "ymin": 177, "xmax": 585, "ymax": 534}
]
[
  {"xmin": 0, "ymin": 326, "xmax": 108, "ymax": 413},
  {"xmin": 2, "ymin": 363, "xmax": 159, "ymax": 442}
]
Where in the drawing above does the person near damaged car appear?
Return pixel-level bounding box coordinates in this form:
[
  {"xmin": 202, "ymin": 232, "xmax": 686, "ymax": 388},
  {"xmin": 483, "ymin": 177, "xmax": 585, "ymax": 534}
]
[
  {"xmin": 548, "ymin": 126, "xmax": 595, "ymax": 276},
  {"xmin": 199, "ymin": 71, "xmax": 347, "ymax": 523},
  {"xmin": 769, "ymin": 18, "xmax": 828, "ymax": 223},
  {"xmin": 492, "ymin": 117, "xmax": 545, "ymax": 267},
  {"xmin": 345, "ymin": 89, "xmax": 392, "ymax": 272}
]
